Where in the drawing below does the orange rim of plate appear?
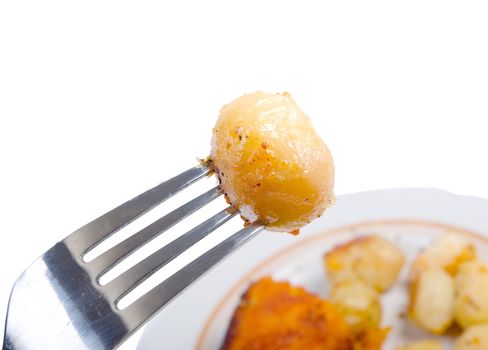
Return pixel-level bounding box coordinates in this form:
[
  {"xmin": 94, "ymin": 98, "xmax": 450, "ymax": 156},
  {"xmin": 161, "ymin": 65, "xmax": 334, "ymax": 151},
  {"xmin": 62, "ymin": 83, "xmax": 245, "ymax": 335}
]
[{"xmin": 195, "ymin": 218, "xmax": 488, "ymax": 349}]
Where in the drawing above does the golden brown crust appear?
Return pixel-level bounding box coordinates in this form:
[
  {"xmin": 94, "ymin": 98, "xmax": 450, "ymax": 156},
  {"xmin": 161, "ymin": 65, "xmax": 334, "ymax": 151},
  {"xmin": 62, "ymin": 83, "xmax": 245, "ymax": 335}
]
[
  {"xmin": 221, "ymin": 277, "xmax": 389, "ymax": 350},
  {"xmin": 221, "ymin": 277, "xmax": 353, "ymax": 350}
]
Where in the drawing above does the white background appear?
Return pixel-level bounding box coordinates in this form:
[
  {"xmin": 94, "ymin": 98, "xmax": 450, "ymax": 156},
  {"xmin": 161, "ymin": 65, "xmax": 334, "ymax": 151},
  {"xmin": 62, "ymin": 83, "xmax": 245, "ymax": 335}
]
[{"xmin": 1, "ymin": 1, "xmax": 487, "ymax": 348}]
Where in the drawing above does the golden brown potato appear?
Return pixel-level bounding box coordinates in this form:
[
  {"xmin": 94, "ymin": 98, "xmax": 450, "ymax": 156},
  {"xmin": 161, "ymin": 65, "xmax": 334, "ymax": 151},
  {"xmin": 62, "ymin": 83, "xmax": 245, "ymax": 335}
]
[
  {"xmin": 396, "ymin": 340, "xmax": 444, "ymax": 350},
  {"xmin": 410, "ymin": 234, "xmax": 476, "ymax": 280},
  {"xmin": 210, "ymin": 91, "xmax": 334, "ymax": 232},
  {"xmin": 408, "ymin": 267, "xmax": 455, "ymax": 334},
  {"xmin": 330, "ymin": 281, "xmax": 382, "ymax": 335},
  {"xmin": 454, "ymin": 324, "xmax": 488, "ymax": 350},
  {"xmin": 453, "ymin": 260, "xmax": 488, "ymax": 328},
  {"xmin": 324, "ymin": 236, "xmax": 405, "ymax": 292}
]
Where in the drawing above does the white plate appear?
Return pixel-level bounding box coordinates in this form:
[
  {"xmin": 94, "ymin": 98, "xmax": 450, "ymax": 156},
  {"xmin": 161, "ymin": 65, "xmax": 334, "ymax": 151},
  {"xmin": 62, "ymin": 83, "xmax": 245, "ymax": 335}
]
[{"xmin": 137, "ymin": 188, "xmax": 488, "ymax": 349}]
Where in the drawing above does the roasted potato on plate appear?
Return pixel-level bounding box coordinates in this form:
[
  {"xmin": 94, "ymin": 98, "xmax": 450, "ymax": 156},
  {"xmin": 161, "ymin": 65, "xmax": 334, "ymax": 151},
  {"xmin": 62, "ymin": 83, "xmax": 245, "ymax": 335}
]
[
  {"xmin": 408, "ymin": 267, "xmax": 455, "ymax": 334},
  {"xmin": 454, "ymin": 324, "xmax": 488, "ymax": 350},
  {"xmin": 325, "ymin": 236, "xmax": 404, "ymax": 292},
  {"xmin": 454, "ymin": 260, "xmax": 488, "ymax": 328},
  {"xmin": 330, "ymin": 280, "xmax": 382, "ymax": 335},
  {"xmin": 410, "ymin": 234, "xmax": 476, "ymax": 280}
]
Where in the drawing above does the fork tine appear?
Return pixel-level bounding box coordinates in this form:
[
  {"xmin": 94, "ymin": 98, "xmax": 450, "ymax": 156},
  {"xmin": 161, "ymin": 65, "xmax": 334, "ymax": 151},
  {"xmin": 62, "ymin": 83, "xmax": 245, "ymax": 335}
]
[
  {"xmin": 64, "ymin": 165, "xmax": 210, "ymax": 257},
  {"xmin": 120, "ymin": 223, "xmax": 264, "ymax": 329},
  {"xmin": 103, "ymin": 206, "xmax": 238, "ymax": 301},
  {"xmin": 87, "ymin": 186, "xmax": 222, "ymax": 278}
]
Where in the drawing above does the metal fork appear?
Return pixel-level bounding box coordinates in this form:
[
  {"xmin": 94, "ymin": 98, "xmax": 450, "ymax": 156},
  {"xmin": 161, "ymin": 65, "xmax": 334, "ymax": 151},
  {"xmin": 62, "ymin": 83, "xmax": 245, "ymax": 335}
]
[{"xmin": 3, "ymin": 164, "xmax": 264, "ymax": 350}]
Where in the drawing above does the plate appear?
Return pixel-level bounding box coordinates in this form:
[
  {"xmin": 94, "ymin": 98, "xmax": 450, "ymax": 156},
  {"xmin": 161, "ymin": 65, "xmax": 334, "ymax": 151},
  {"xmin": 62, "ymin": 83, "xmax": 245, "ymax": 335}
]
[
  {"xmin": 137, "ymin": 188, "xmax": 488, "ymax": 349},
  {"xmin": 198, "ymin": 220, "xmax": 488, "ymax": 349}
]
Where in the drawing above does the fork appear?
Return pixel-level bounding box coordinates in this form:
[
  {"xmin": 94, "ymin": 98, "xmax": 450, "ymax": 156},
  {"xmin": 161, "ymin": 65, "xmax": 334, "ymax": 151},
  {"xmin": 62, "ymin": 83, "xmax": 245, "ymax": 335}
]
[{"xmin": 3, "ymin": 164, "xmax": 264, "ymax": 350}]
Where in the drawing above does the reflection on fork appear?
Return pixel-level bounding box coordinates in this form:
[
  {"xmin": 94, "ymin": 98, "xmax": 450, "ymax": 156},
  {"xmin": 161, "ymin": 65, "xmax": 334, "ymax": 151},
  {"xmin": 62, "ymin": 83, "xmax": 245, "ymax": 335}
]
[{"xmin": 3, "ymin": 164, "xmax": 263, "ymax": 350}]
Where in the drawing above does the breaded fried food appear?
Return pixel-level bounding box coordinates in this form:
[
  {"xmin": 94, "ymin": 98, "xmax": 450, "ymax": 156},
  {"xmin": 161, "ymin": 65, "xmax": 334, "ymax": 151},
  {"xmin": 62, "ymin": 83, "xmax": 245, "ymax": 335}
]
[
  {"xmin": 221, "ymin": 277, "xmax": 352, "ymax": 350},
  {"xmin": 222, "ymin": 277, "xmax": 388, "ymax": 350}
]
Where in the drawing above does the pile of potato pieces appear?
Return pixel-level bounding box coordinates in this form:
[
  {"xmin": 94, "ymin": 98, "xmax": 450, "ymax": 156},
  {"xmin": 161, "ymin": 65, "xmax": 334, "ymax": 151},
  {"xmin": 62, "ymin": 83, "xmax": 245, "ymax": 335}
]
[
  {"xmin": 408, "ymin": 234, "xmax": 488, "ymax": 350},
  {"xmin": 324, "ymin": 234, "xmax": 488, "ymax": 350},
  {"xmin": 324, "ymin": 236, "xmax": 404, "ymax": 336}
]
